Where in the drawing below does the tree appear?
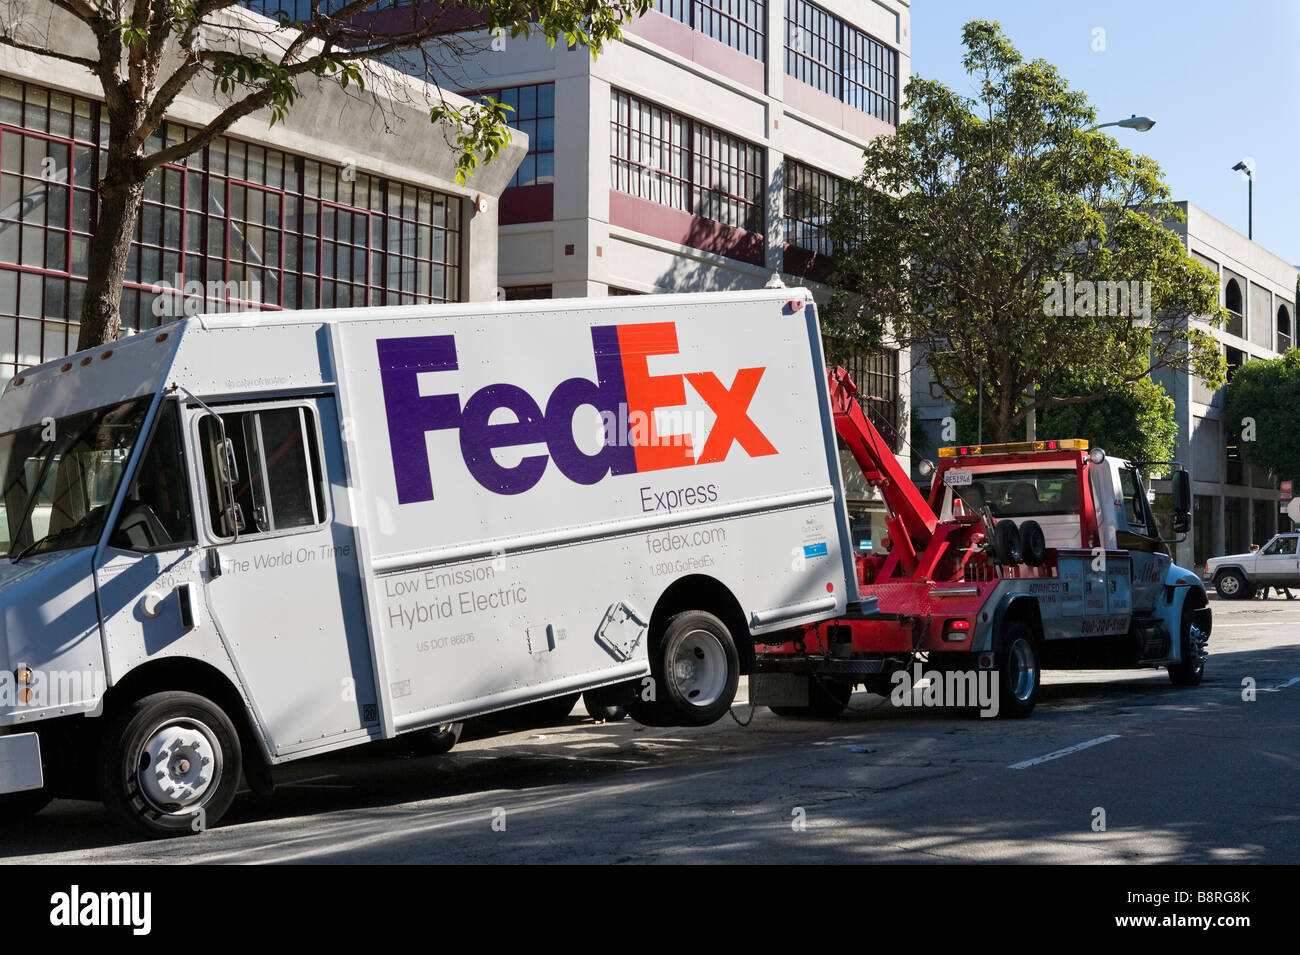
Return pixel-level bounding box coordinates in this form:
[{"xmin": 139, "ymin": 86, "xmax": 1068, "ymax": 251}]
[
  {"xmin": 824, "ymin": 20, "xmax": 1225, "ymax": 443},
  {"xmin": 0, "ymin": 0, "xmax": 651, "ymax": 348},
  {"xmin": 1225, "ymin": 350, "xmax": 1300, "ymax": 487}
]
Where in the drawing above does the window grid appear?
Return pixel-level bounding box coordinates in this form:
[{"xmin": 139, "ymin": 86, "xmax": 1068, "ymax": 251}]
[
  {"xmin": 477, "ymin": 84, "xmax": 555, "ymax": 190},
  {"xmin": 784, "ymin": 0, "xmax": 898, "ymax": 125},
  {"xmin": 783, "ymin": 159, "xmax": 842, "ymax": 257},
  {"xmin": 845, "ymin": 348, "xmax": 900, "ymax": 451},
  {"xmin": 654, "ymin": 0, "xmax": 767, "ymax": 61},
  {"xmin": 0, "ymin": 77, "xmax": 463, "ymax": 380},
  {"xmin": 611, "ymin": 89, "xmax": 764, "ymax": 236}
]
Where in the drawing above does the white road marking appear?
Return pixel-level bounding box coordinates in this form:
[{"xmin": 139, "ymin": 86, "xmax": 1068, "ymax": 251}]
[{"xmin": 1008, "ymin": 734, "xmax": 1121, "ymax": 770}]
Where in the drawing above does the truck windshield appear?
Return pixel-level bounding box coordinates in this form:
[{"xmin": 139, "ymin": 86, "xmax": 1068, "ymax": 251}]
[
  {"xmin": 952, "ymin": 468, "xmax": 1079, "ymax": 519},
  {"xmin": 0, "ymin": 397, "xmax": 151, "ymax": 559}
]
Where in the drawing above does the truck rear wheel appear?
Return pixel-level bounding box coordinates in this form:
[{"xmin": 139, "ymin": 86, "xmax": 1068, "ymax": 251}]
[
  {"xmin": 98, "ymin": 691, "xmax": 242, "ymax": 838},
  {"xmin": 408, "ymin": 722, "xmax": 464, "ymax": 756},
  {"xmin": 995, "ymin": 620, "xmax": 1040, "ymax": 718},
  {"xmin": 632, "ymin": 611, "xmax": 739, "ymax": 727}
]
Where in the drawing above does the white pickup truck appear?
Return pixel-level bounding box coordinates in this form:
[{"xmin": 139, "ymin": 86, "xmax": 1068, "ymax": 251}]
[{"xmin": 1204, "ymin": 533, "xmax": 1300, "ymax": 598}]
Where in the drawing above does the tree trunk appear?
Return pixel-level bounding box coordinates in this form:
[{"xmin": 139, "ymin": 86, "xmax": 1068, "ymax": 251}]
[{"xmin": 77, "ymin": 149, "xmax": 145, "ymax": 351}]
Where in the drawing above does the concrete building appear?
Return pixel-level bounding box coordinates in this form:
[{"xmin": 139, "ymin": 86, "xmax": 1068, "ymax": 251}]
[
  {"xmin": 443, "ymin": 0, "xmax": 913, "ymax": 548},
  {"xmin": 0, "ymin": 5, "xmax": 525, "ymax": 382},
  {"xmin": 1156, "ymin": 202, "xmax": 1298, "ymax": 569}
]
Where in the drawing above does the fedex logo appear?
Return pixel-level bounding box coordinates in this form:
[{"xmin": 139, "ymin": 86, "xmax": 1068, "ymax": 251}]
[{"xmin": 377, "ymin": 322, "xmax": 776, "ymax": 501}]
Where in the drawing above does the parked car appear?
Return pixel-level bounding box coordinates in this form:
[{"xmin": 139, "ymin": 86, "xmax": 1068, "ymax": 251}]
[{"xmin": 1204, "ymin": 534, "xmax": 1300, "ymax": 598}]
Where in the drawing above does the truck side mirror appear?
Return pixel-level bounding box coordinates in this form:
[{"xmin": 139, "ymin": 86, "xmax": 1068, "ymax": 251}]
[{"xmin": 1171, "ymin": 469, "xmax": 1191, "ymax": 534}]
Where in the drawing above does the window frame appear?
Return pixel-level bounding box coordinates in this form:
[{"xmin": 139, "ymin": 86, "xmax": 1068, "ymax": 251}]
[
  {"xmin": 195, "ymin": 400, "xmax": 330, "ymax": 544},
  {"xmin": 109, "ymin": 396, "xmax": 198, "ymax": 553}
]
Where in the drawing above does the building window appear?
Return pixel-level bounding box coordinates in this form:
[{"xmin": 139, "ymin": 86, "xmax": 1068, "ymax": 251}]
[
  {"xmin": 0, "ymin": 77, "xmax": 462, "ymax": 379},
  {"xmin": 783, "ymin": 159, "xmax": 842, "ymax": 257},
  {"xmin": 1278, "ymin": 304, "xmax": 1292, "ymax": 352},
  {"xmin": 844, "ymin": 348, "xmax": 900, "ymax": 451},
  {"xmin": 784, "ymin": 0, "xmax": 898, "ymax": 125},
  {"xmin": 653, "ymin": 0, "xmax": 767, "ymax": 61},
  {"xmin": 610, "ymin": 89, "xmax": 764, "ymax": 235},
  {"xmin": 475, "ymin": 84, "xmax": 554, "ymax": 190},
  {"xmin": 1223, "ymin": 278, "xmax": 1244, "ymax": 338},
  {"xmin": 502, "ymin": 284, "xmax": 552, "ymax": 300}
]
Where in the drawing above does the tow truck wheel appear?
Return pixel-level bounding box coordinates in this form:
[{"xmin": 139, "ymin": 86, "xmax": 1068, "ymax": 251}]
[
  {"xmin": 98, "ymin": 691, "xmax": 242, "ymax": 838},
  {"xmin": 1168, "ymin": 612, "xmax": 1207, "ymax": 687},
  {"xmin": 639, "ymin": 610, "xmax": 739, "ymax": 727},
  {"xmin": 995, "ymin": 621, "xmax": 1040, "ymax": 718},
  {"xmin": 1214, "ymin": 570, "xmax": 1249, "ymax": 600}
]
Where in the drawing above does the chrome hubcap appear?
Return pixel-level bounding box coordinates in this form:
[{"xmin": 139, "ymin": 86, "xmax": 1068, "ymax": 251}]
[
  {"xmin": 669, "ymin": 629, "xmax": 727, "ymax": 707},
  {"xmin": 1008, "ymin": 639, "xmax": 1037, "ymax": 702},
  {"xmin": 1219, "ymin": 576, "xmax": 1239, "ymax": 595},
  {"xmin": 137, "ymin": 720, "xmax": 220, "ymax": 813}
]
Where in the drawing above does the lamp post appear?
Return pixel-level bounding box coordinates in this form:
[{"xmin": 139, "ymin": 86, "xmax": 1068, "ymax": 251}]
[
  {"xmin": 1231, "ymin": 159, "xmax": 1255, "ymax": 240},
  {"xmin": 1090, "ymin": 114, "xmax": 1157, "ymax": 133}
]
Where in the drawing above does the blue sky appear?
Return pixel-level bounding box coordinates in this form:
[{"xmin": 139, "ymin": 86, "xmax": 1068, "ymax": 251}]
[{"xmin": 909, "ymin": 0, "xmax": 1300, "ymax": 265}]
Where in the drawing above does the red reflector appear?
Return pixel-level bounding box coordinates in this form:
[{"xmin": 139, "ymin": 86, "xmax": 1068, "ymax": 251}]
[{"xmin": 826, "ymin": 582, "xmax": 834, "ymax": 593}]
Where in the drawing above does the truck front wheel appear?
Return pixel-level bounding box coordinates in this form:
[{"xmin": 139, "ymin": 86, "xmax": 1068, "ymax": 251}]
[
  {"xmin": 98, "ymin": 691, "xmax": 242, "ymax": 838},
  {"xmin": 633, "ymin": 611, "xmax": 739, "ymax": 727},
  {"xmin": 1168, "ymin": 612, "xmax": 1207, "ymax": 687},
  {"xmin": 996, "ymin": 621, "xmax": 1040, "ymax": 718}
]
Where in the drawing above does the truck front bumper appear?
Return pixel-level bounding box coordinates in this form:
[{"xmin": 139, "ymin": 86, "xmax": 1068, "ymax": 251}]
[{"xmin": 0, "ymin": 732, "xmax": 43, "ymax": 794}]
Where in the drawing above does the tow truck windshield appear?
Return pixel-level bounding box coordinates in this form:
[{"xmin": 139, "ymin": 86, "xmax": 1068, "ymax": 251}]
[
  {"xmin": 0, "ymin": 397, "xmax": 151, "ymax": 559},
  {"xmin": 951, "ymin": 468, "xmax": 1080, "ymax": 519}
]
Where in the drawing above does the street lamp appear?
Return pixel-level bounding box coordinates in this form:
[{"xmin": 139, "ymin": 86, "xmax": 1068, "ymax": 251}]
[
  {"xmin": 1231, "ymin": 158, "xmax": 1255, "ymax": 240},
  {"xmin": 1090, "ymin": 114, "xmax": 1157, "ymax": 132}
]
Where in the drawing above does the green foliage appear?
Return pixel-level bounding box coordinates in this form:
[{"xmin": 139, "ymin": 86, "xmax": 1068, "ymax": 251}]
[
  {"xmin": 824, "ymin": 20, "xmax": 1226, "ymax": 442},
  {"xmin": 1225, "ymin": 350, "xmax": 1300, "ymax": 486},
  {"xmin": 1039, "ymin": 375, "xmax": 1177, "ymax": 465}
]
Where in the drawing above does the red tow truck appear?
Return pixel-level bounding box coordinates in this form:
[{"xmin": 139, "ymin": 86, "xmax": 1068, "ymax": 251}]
[{"xmin": 749, "ymin": 368, "xmax": 1213, "ymax": 718}]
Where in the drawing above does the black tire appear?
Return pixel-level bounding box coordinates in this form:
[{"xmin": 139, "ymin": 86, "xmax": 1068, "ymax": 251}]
[
  {"xmin": 407, "ymin": 722, "xmax": 464, "ymax": 756},
  {"xmin": 768, "ymin": 676, "xmax": 852, "ymax": 718},
  {"xmin": 512, "ymin": 692, "xmax": 580, "ymax": 728},
  {"xmin": 1214, "ymin": 569, "xmax": 1250, "ymax": 600},
  {"xmin": 583, "ymin": 691, "xmax": 628, "ymax": 722},
  {"xmin": 0, "ymin": 789, "xmax": 53, "ymax": 821},
  {"xmin": 995, "ymin": 619, "xmax": 1040, "ymax": 718},
  {"xmin": 635, "ymin": 610, "xmax": 740, "ymax": 727},
  {"xmin": 1018, "ymin": 519, "xmax": 1047, "ymax": 566},
  {"xmin": 1168, "ymin": 610, "xmax": 1206, "ymax": 686},
  {"xmin": 993, "ymin": 520, "xmax": 1023, "ymax": 565},
  {"xmin": 97, "ymin": 691, "xmax": 242, "ymax": 838}
]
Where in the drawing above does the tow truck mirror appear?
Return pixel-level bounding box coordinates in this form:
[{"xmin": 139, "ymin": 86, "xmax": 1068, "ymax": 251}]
[{"xmin": 1171, "ymin": 469, "xmax": 1191, "ymax": 534}]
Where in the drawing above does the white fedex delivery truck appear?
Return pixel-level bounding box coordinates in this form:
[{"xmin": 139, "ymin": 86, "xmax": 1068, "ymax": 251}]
[{"xmin": 0, "ymin": 289, "xmax": 858, "ymax": 836}]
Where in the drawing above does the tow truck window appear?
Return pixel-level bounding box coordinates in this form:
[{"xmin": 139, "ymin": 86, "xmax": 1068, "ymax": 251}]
[
  {"xmin": 109, "ymin": 401, "xmax": 196, "ymax": 551},
  {"xmin": 951, "ymin": 469, "xmax": 1079, "ymax": 519},
  {"xmin": 199, "ymin": 406, "xmax": 327, "ymax": 539},
  {"xmin": 1118, "ymin": 468, "xmax": 1149, "ymax": 532}
]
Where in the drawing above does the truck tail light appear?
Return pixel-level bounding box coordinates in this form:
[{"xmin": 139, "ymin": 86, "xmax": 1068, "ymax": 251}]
[{"xmin": 944, "ymin": 619, "xmax": 972, "ymax": 641}]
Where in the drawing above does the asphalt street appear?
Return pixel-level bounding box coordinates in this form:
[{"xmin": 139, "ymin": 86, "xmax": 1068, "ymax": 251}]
[{"xmin": 3, "ymin": 594, "xmax": 1297, "ymax": 864}]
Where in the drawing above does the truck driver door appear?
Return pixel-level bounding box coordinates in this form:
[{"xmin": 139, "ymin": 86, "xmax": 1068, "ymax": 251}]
[{"xmin": 191, "ymin": 397, "xmax": 379, "ymax": 757}]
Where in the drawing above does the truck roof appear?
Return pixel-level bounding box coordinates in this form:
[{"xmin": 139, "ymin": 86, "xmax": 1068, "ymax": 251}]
[{"xmin": 0, "ymin": 288, "xmax": 813, "ymax": 431}]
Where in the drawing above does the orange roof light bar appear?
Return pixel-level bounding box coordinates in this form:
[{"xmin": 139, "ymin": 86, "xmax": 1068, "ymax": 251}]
[{"xmin": 937, "ymin": 439, "xmax": 1089, "ymax": 458}]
